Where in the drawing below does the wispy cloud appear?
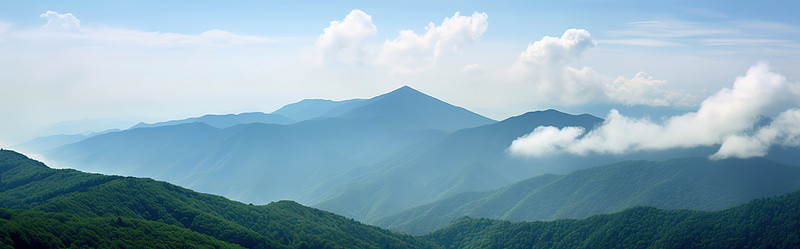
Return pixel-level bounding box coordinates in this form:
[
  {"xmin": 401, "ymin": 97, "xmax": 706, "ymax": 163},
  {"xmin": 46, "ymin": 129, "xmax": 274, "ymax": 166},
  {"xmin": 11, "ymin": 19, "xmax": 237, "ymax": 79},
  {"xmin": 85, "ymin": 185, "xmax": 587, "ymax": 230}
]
[
  {"xmin": 598, "ymin": 39, "xmax": 680, "ymax": 47},
  {"xmin": 10, "ymin": 10, "xmax": 274, "ymax": 47},
  {"xmin": 604, "ymin": 18, "xmax": 800, "ymax": 54},
  {"xmin": 611, "ymin": 20, "xmax": 738, "ymax": 38}
]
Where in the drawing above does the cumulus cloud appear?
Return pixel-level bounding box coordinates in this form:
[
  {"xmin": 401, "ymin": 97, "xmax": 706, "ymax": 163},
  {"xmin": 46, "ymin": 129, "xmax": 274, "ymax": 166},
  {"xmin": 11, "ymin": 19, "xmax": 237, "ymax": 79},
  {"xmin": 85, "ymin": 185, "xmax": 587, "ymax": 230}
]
[
  {"xmin": 311, "ymin": 9, "xmax": 377, "ymax": 65},
  {"xmin": 40, "ymin": 10, "xmax": 81, "ymax": 31},
  {"xmin": 509, "ymin": 28, "xmax": 706, "ymax": 107},
  {"xmin": 515, "ymin": 29, "xmax": 595, "ymax": 66},
  {"xmin": 510, "ymin": 62, "xmax": 800, "ymax": 159},
  {"xmin": 511, "ymin": 29, "xmax": 607, "ymax": 105},
  {"xmin": 375, "ymin": 11, "xmax": 488, "ymax": 73}
]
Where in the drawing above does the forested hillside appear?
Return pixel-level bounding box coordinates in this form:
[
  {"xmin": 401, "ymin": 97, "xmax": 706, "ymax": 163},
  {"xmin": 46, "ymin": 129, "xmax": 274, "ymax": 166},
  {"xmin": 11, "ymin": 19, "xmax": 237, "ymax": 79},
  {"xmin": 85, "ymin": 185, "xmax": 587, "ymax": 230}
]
[
  {"xmin": 377, "ymin": 157, "xmax": 800, "ymax": 234},
  {"xmin": 0, "ymin": 149, "xmax": 435, "ymax": 249},
  {"xmin": 0, "ymin": 208, "xmax": 243, "ymax": 248},
  {"xmin": 424, "ymin": 189, "xmax": 800, "ymax": 248}
]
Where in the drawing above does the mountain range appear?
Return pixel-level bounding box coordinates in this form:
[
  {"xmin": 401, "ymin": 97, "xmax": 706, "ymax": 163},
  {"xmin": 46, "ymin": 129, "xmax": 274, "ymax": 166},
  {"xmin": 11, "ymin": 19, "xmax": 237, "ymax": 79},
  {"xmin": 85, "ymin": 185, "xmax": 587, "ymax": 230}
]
[
  {"xmin": 11, "ymin": 86, "xmax": 800, "ymax": 235},
  {"xmin": 33, "ymin": 86, "xmax": 494, "ymax": 205}
]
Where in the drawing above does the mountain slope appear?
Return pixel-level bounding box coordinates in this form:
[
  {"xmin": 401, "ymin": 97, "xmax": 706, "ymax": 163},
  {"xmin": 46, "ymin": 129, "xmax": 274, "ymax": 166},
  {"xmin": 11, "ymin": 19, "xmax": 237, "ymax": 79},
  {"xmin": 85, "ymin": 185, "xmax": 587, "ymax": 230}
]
[
  {"xmin": 0, "ymin": 149, "xmax": 436, "ymax": 248},
  {"xmin": 131, "ymin": 112, "xmax": 295, "ymax": 129},
  {"xmin": 377, "ymin": 157, "xmax": 800, "ymax": 234},
  {"xmin": 425, "ymin": 188, "xmax": 800, "ymax": 249},
  {"xmin": 339, "ymin": 86, "xmax": 496, "ymax": 132},
  {"xmin": 43, "ymin": 118, "xmax": 445, "ymax": 205},
  {"xmin": 311, "ymin": 109, "xmax": 607, "ymax": 221},
  {"xmin": 271, "ymin": 98, "xmax": 366, "ymax": 121}
]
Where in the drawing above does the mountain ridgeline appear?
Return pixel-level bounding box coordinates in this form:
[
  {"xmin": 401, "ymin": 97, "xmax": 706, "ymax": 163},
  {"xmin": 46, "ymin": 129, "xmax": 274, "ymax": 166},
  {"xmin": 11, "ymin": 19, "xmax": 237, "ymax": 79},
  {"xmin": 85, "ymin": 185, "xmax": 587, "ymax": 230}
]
[
  {"xmin": 376, "ymin": 157, "xmax": 800, "ymax": 234},
  {"xmin": 130, "ymin": 112, "xmax": 296, "ymax": 129}
]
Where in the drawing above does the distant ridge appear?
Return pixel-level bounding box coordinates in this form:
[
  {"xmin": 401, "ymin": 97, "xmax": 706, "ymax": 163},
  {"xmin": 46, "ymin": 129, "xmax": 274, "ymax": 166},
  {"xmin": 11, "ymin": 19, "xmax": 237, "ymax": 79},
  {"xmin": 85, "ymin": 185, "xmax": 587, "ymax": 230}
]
[
  {"xmin": 131, "ymin": 112, "xmax": 295, "ymax": 129},
  {"xmin": 272, "ymin": 98, "xmax": 367, "ymax": 121}
]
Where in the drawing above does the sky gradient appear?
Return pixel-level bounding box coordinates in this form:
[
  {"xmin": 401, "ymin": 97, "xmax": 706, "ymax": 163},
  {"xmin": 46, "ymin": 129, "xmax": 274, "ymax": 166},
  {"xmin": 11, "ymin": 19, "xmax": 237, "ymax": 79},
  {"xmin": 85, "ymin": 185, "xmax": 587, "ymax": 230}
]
[{"xmin": 1, "ymin": 0, "xmax": 799, "ymax": 145}]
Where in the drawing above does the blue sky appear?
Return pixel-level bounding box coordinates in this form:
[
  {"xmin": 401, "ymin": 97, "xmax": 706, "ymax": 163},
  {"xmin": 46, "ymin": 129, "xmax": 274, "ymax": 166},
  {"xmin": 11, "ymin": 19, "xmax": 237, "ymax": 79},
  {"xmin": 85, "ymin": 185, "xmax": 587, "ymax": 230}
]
[{"xmin": 1, "ymin": 0, "xmax": 799, "ymax": 145}]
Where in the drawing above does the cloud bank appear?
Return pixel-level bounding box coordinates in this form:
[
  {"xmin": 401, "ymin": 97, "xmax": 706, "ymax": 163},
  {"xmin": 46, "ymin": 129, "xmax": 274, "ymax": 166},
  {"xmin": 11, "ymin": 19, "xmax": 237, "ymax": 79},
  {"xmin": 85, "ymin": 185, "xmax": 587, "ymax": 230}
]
[{"xmin": 509, "ymin": 62, "xmax": 800, "ymax": 159}]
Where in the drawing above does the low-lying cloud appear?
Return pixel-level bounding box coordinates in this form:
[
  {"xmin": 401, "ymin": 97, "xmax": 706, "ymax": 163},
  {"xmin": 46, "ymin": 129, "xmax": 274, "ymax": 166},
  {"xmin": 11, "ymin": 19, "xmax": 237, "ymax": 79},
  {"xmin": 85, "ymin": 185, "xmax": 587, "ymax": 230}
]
[{"xmin": 509, "ymin": 62, "xmax": 800, "ymax": 159}]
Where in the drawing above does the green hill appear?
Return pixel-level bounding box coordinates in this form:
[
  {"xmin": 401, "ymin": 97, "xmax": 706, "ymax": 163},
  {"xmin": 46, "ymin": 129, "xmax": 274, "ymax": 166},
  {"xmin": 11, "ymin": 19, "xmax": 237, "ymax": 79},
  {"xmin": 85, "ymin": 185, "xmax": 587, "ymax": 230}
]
[
  {"xmin": 0, "ymin": 149, "xmax": 434, "ymax": 248},
  {"xmin": 377, "ymin": 157, "xmax": 800, "ymax": 235},
  {"xmin": 424, "ymin": 188, "xmax": 800, "ymax": 248}
]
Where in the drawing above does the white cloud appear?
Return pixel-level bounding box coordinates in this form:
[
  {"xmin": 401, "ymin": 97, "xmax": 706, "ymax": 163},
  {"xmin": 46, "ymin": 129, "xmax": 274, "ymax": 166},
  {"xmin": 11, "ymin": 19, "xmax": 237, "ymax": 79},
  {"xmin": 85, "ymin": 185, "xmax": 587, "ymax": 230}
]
[
  {"xmin": 375, "ymin": 11, "xmax": 488, "ymax": 73},
  {"xmin": 40, "ymin": 10, "xmax": 81, "ymax": 31},
  {"xmin": 515, "ymin": 28, "xmax": 595, "ymax": 66},
  {"xmin": 712, "ymin": 108, "xmax": 800, "ymax": 159},
  {"xmin": 598, "ymin": 39, "xmax": 679, "ymax": 47},
  {"xmin": 607, "ymin": 72, "xmax": 696, "ymax": 106},
  {"xmin": 511, "ymin": 29, "xmax": 606, "ymax": 106},
  {"xmin": 311, "ymin": 9, "xmax": 377, "ymax": 65},
  {"xmin": 510, "ymin": 62, "xmax": 800, "ymax": 159},
  {"xmin": 509, "ymin": 126, "xmax": 584, "ymax": 157}
]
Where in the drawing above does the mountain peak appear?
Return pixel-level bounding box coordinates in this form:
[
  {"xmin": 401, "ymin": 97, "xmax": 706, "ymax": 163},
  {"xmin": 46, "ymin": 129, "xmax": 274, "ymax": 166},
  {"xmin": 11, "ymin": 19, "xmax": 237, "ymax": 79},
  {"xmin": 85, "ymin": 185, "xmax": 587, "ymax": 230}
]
[
  {"xmin": 338, "ymin": 85, "xmax": 495, "ymax": 132},
  {"xmin": 384, "ymin": 85, "xmax": 426, "ymax": 97}
]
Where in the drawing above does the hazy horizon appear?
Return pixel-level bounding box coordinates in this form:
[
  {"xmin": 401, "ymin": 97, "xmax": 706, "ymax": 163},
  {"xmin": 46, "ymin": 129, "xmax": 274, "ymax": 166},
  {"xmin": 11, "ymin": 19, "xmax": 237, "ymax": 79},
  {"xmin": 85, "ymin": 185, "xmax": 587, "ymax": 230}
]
[{"xmin": 2, "ymin": 1, "xmax": 800, "ymax": 145}]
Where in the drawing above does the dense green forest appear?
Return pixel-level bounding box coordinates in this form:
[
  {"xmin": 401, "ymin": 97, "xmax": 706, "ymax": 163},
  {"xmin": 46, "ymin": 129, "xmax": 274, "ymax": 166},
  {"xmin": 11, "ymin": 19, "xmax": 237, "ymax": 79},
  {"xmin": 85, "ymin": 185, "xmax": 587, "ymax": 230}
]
[
  {"xmin": 0, "ymin": 208, "xmax": 242, "ymax": 248},
  {"xmin": 0, "ymin": 149, "xmax": 434, "ymax": 249},
  {"xmin": 423, "ymin": 188, "xmax": 800, "ymax": 248},
  {"xmin": 377, "ymin": 157, "xmax": 800, "ymax": 234}
]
